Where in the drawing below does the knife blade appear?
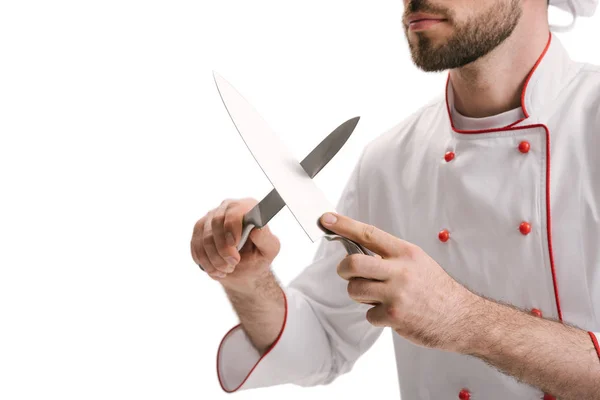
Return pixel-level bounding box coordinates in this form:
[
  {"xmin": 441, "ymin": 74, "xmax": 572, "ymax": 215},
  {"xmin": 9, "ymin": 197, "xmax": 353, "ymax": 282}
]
[
  {"xmin": 213, "ymin": 71, "xmax": 370, "ymax": 255},
  {"xmin": 237, "ymin": 116, "xmax": 360, "ymax": 251}
]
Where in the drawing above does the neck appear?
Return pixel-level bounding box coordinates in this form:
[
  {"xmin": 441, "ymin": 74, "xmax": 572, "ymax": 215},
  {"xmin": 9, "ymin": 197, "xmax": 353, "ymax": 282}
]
[{"xmin": 449, "ymin": 4, "xmax": 550, "ymax": 118}]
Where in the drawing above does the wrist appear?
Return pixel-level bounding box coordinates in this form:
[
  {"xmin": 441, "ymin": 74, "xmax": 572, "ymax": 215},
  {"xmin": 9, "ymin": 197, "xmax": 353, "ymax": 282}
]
[
  {"xmin": 222, "ymin": 268, "xmax": 279, "ymax": 297},
  {"xmin": 222, "ymin": 271, "xmax": 286, "ymax": 355}
]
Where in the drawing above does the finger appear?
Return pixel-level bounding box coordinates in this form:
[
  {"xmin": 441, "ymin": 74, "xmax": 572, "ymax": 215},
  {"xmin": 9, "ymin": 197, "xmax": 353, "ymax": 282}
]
[
  {"xmin": 223, "ymin": 199, "xmax": 254, "ymax": 250},
  {"xmin": 196, "ymin": 241, "xmax": 226, "ymax": 279},
  {"xmin": 337, "ymin": 254, "xmax": 392, "ymax": 281},
  {"xmin": 347, "ymin": 278, "xmax": 386, "ymax": 305},
  {"xmin": 365, "ymin": 303, "xmax": 395, "ymax": 328},
  {"xmin": 211, "ymin": 200, "xmax": 240, "ymax": 265},
  {"xmin": 191, "ymin": 232, "xmax": 222, "ymax": 278},
  {"xmin": 191, "ymin": 218, "xmax": 216, "ymax": 272},
  {"xmin": 320, "ymin": 213, "xmax": 405, "ymax": 258},
  {"xmin": 203, "ymin": 211, "xmax": 234, "ymax": 274},
  {"xmin": 248, "ymin": 224, "xmax": 280, "ymax": 259}
]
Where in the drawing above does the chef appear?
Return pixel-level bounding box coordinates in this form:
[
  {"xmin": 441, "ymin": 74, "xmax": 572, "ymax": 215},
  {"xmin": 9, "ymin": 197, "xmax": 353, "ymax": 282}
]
[{"xmin": 190, "ymin": 0, "xmax": 600, "ymax": 398}]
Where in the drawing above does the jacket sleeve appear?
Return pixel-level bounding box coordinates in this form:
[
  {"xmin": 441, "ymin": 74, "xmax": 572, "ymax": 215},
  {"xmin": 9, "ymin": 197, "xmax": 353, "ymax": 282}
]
[{"xmin": 216, "ymin": 149, "xmax": 385, "ymax": 392}]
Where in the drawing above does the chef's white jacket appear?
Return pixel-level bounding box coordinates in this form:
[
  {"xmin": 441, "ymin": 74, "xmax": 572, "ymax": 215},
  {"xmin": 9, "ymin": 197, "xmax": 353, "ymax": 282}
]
[{"xmin": 215, "ymin": 32, "xmax": 600, "ymax": 399}]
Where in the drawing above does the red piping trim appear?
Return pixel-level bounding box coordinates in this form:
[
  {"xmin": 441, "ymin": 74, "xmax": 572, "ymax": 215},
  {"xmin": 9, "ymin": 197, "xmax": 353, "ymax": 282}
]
[
  {"xmin": 542, "ymin": 123, "xmax": 563, "ymax": 321},
  {"xmin": 443, "ymin": 32, "xmax": 562, "ymax": 321},
  {"xmin": 216, "ymin": 287, "xmax": 289, "ymax": 393},
  {"xmin": 505, "ymin": 118, "xmax": 527, "ymax": 129},
  {"xmin": 443, "ymin": 123, "xmax": 564, "ymax": 320},
  {"xmin": 589, "ymin": 332, "xmax": 600, "ymax": 362},
  {"xmin": 445, "ymin": 31, "xmax": 552, "ymax": 133},
  {"xmin": 521, "ymin": 32, "xmax": 552, "ymax": 119}
]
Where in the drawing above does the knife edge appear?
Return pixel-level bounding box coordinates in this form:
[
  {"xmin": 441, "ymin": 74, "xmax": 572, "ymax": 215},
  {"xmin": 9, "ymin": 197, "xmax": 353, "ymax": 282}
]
[{"xmin": 235, "ymin": 116, "xmax": 360, "ymax": 251}]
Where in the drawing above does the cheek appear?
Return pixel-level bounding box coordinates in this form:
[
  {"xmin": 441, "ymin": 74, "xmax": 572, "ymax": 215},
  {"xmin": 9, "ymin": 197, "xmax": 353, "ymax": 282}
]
[{"xmin": 463, "ymin": 0, "xmax": 483, "ymax": 12}]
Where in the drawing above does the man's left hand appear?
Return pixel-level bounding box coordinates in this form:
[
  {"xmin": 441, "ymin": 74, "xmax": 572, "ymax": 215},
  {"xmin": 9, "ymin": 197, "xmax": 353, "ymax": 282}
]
[{"xmin": 320, "ymin": 212, "xmax": 482, "ymax": 353}]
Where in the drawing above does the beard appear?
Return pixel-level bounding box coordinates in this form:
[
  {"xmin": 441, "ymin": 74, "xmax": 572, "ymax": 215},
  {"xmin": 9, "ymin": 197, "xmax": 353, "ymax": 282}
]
[{"xmin": 404, "ymin": 0, "xmax": 522, "ymax": 72}]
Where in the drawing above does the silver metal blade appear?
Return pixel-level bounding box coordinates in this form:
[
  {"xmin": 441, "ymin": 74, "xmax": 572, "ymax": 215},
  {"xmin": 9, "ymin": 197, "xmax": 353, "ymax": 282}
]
[
  {"xmin": 251, "ymin": 116, "xmax": 359, "ymax": 227},
  {"xmin": 213, "ymin": 71, "xmax": 342, "ymax": 243},
  {"xmin": 244, "ymin": 187, "xmax": 284, "ymax": 228},
  {"xmin": 235, "ymin": 116, "xmax": 359, "ymax": 250},
  {"xmin": 300, "ymin": 116, "xmax": 359, "ymax": 178}
]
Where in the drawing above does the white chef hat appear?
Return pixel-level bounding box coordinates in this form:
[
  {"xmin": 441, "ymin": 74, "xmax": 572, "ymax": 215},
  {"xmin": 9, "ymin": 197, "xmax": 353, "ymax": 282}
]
[{"xmin": 549, "ymin": 0, "xmax": 599, "ymax": 32}]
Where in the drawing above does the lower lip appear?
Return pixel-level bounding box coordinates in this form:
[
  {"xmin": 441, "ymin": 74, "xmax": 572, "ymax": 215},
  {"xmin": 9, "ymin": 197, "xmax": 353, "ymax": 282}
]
[{"xmin": 409, "ymin": 19, "xmax": 445, "ymax": 31}]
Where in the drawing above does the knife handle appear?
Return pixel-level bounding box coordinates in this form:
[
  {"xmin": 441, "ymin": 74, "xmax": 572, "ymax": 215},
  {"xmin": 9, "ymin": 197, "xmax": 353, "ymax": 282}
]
[
  {"xmin": 237, "ymin": 212, "xmax": 373, "ymax": 255},
  {"xmin": 316, "ymin": 219, "xmax": 372, "ymax": 256},
  {"xmin": 322, "ymin": 234, "xmax": 373, "ymax": 255},
  {"xmin": 237, "ymin": 221, "xmax": 255, "ymax": 251},
  {"xmin": 236, "ymin": 208, "xmax": 263, "ymax": 251}
]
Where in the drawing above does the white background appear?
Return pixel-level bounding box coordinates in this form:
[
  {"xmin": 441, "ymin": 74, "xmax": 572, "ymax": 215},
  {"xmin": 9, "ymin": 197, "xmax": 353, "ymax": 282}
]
[{"xmin": 1, "ymin": 1, "xmax": 598, "ymax": 399}]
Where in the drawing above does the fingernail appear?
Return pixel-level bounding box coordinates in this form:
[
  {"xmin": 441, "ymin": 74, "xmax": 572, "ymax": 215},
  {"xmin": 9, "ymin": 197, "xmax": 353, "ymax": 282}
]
[
  {"xmin": 226, "ymin": 256, "xmax": 238, "ymax": 266},
  {"xmin": 226, "ymin": 232, "xmax": 235, "ymax": 247},
  {"xmin": 322, "ymin": 213, "xmax": 337, "ymax": 225}
]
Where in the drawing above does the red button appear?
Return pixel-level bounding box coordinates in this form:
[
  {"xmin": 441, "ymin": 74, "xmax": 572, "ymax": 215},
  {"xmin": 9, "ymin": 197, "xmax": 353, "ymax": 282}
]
[
  {"xmin": 531, "ymin": 308, "xmax": 543, "ymax": 318},
  {"xmin": 543, "ymin": 394, "xmax": 556, "ymax": 400},
  {"xmin": 439, "ymin": 229, "xmax": 450, "ymax": 242},
  {"xmin": 519, "ymin": 222, "xmax": 531, "ymax": 235},
  {"xmin": 445, "ymin": 151, "xmax": 455, "ymax": 162},
  {"xmin": 459, "ymin": 389, "xmax": 471, "ymax": 400},
  {"xmin": 518, "ymin": 141, "xmax": 531, "ymax": 153}
]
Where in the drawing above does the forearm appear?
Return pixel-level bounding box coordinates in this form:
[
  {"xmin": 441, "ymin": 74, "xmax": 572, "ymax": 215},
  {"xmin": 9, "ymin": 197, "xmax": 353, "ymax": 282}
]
[
  {"xmin": 463, "ymin": 296, "xmax": 600, "ymax": 399},
  {"xmin": 223, "ymin": 270, "xmax": 285, "ymax": 355}
]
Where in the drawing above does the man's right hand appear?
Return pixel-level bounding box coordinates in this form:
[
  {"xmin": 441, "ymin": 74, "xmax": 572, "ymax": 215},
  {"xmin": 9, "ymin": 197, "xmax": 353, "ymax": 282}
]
[{"xmin": 190, "ymin": 198, "xmax": 281, "ymax": 292}]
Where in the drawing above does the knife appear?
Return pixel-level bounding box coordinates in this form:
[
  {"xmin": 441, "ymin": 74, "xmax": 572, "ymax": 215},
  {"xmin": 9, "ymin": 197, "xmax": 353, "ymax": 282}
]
[
  {"xmin": 236, "ymin": 116, "xmax": 359, "ymax": 251},
  {"xmin": 213, "ymin": 71, "xmax": 371, "ymax": 256}
]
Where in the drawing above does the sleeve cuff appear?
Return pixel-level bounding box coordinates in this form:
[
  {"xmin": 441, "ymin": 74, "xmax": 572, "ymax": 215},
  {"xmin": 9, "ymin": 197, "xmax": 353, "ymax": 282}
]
[
  {"xmin": 216, "ymin": 287, "xmax": 288, "ymax": 393},
  {"xmin": 216, "ymin": 286, "xmax": 333, "ymax": 392},
  {"xmin": 588, "ymin": 331, "xmax": 600, "ymax": 362}
]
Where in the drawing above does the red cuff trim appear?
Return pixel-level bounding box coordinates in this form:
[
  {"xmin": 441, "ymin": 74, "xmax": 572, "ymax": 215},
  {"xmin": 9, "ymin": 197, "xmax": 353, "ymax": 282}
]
[
  {"xmin": 216, "ymin": 287, "xmax": 289, "ymax": 393},
  {"xmin": 588, "ymin": 332, "xmax": 600, "ymax": 362}
]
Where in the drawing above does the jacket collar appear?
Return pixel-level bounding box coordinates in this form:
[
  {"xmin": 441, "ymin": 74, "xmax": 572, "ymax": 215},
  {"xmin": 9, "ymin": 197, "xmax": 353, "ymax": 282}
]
[{"xmin": 445, "ymin": 32, "xmax": 579, "ymax": 133}]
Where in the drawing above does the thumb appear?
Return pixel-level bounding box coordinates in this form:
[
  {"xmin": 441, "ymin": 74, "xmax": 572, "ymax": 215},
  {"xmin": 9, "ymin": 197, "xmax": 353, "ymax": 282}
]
[{"xmin": 249, "ymin": 225, "xmax": 280, "ymax": 259}]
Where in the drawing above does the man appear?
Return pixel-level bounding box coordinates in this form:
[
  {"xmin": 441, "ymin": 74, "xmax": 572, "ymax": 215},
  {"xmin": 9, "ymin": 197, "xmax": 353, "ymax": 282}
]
[{"xmin": 191, "ymin": 0, "xmax": 600, "ymax": 398}]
